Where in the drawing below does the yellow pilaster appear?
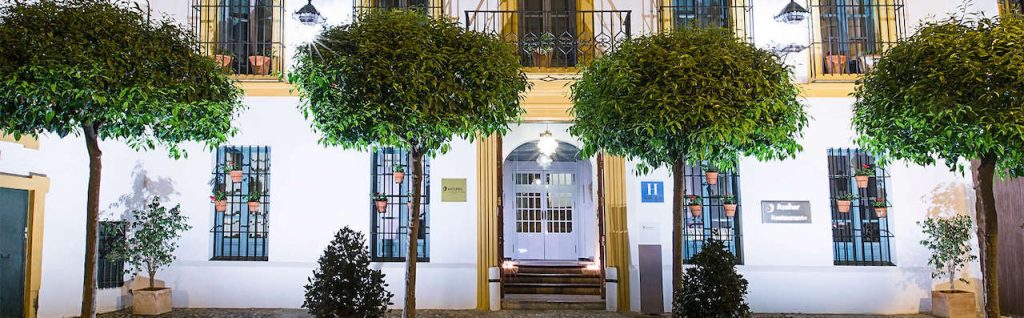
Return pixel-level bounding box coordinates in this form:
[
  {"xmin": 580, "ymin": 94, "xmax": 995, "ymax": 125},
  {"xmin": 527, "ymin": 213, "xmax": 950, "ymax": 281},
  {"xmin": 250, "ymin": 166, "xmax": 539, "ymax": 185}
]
[
  {"xmin": 0, "ymin": 173, "xmax": 50, "ymax": 318},
  {"xmin": 476, "ymin": 134, "xmax": 501, "ymax": 310},
  {"xmin": 602, "ymin": 154, "xmax": 630, "ymax": 312}
]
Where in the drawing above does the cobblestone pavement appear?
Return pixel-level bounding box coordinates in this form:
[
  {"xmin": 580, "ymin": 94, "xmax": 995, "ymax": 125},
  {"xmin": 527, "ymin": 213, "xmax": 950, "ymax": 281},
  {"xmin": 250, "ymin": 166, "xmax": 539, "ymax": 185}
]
[{"xmin": 96, "ymin": 308, "xmax": 935, "ymax": 318}]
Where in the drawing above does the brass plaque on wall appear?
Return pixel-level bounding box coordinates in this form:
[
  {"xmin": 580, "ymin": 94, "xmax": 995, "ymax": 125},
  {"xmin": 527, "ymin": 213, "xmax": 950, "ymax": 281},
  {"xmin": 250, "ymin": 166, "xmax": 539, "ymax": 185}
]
[{"xmin": 441, "ymin": 178, "xmax": 467, "ymax": 202}]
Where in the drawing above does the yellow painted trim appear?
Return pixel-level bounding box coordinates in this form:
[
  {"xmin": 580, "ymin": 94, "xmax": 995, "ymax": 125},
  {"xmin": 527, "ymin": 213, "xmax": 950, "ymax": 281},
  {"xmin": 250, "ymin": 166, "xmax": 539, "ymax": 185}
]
[
  {"xmin": 475, "ymin": 134, "xmax": 501, "ymax": 311},
  {"xmin": 1, "ymin": 134, "xmax": 39, "ymax": 150},
  {"xmin": 0, "ymin": 173, "xmax": 50, "ymax": 318},
  {"xmin": 237, "ymin": 81, "xmax": 296, "ymax": 97},
  {"xmin": 798, "ymin": 82, "xmax": 856, "ymax": 98},
  {"xmin": 602, "ymin": 155, "xmax": 630, "ymax": 312},
  {"xmin": 199, "ymin": 0, "xmax": 286, "ymax": 82},
  {"xmin": 808, "ymin": 0, "xmax": 899, "ymax": 82}
]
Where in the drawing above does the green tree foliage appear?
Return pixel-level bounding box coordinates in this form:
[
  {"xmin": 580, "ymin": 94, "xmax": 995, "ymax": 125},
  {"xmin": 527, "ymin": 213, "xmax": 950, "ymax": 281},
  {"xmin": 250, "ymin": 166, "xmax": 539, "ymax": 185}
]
[
  {"xmin": 673, "ymin": 239, "xmax": 750, "ymax": 318},
  {"xmin": 0, "ymin": 1, "xmax": 243, "ymax": 316},
  {"xmin": 289, "ymin": 9, "xmax": 528, "ymax": 317},
  {"xmin": 109, "ymin": 196, "xmax": 192, "ymax": 290},
  {"xmin": 919, "ymin": 215, "xmax": 977, "ymax": 291},
  {"xmin": 304, "ymin": 227, "xmax": 394, "ymax": 318},
  {"xmin": 853, "ymin": 16, "xmax": 1024, "ymax": 317},
  {"xmin": 569, "ymin": 26, "xmax": 806, "ymax": 305}
]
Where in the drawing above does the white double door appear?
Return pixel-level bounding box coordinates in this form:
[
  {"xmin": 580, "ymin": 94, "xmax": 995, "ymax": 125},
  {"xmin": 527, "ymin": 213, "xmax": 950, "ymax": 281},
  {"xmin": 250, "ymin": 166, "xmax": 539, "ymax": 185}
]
[{"xmin": 512, "ymin": 169, "xmax": 578, "ymax": 260}]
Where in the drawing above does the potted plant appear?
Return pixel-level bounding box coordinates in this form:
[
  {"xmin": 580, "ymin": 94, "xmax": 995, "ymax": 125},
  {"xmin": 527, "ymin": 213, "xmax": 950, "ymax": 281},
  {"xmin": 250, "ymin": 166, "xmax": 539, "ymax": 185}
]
[
  {"xmin": 825, "ymin": 54, "xmax": 848, "ymax": 74},
  {"xmin": 919, "ymin": 215, "xmax": 978, "ymax": 318},
  {"xmin": 210, "ymin": 191, "xmax": 227, "ymax": 212},
  {"xmin": 721, "ymin": 195, "xmax": 738, "ymax": 217},
  {"xmin": 872, "ymin": 197, "xmax": 888, "ymax": 217},
  {"xmin": 835, "ymin": 193, "xmax": 854, "ymax": 213},
  {"xmin": 109, "ymin": 196, "xmax": 191, "ymax": 316},
  {"xmin": 213, "ymin": 48, "xmax": 235, "ymax": 69},
  {"xmin": 705, "ymin": 166, "xmax": 719, "ymax": 185},
  {"xmin": 393, "ymin": 164, "xmax": 406, "ymax": 184},
  {"xmin": 373, "ymin": 192, "xmax": 388, "ymax": 213},
  {"xmin": 224, "ymin": 162, "xmax": 243, "ymax": 183},
  {"xmin": 247, "ymin": 188, "xmax": 262, "ymax": 212},
  {"xmin": 687, "ymin": 195, "xmax": 703, "ymax": 218},
  {"xmin": 530, "ymin": 33, "xmax": 556, "ymax": 67},
  {"xmin": 249, "ymin": 47, "xmax": 273, "ymax": 75},
  {"xmin": 854, "ymin": 163, "xmax": 874, "ymax": 188}
]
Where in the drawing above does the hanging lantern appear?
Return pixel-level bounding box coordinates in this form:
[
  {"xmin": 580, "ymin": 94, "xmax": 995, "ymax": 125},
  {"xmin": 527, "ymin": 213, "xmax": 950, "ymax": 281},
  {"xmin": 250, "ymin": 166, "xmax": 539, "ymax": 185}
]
[
  {"xmin": 536, "ymin": 154, "xmax": 553, "ymax": 169},
  {"xmin": 774, "ymin": 0, "xmax": 810, "ymax": 24},
  {"xmin": 537, "ymin": 130, "xmax": 558, "ymax": 156},
  {"xmin": 293, "ymin": 0, "xmax": 325, "ymax": 26}
]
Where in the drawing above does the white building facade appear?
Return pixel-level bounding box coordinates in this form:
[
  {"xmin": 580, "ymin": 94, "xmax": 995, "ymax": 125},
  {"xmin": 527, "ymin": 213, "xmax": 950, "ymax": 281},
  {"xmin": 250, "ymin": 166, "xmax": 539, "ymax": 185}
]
[{"xmin": 0, "ymin": 0, "xmax": 1010, "ymax": 317}]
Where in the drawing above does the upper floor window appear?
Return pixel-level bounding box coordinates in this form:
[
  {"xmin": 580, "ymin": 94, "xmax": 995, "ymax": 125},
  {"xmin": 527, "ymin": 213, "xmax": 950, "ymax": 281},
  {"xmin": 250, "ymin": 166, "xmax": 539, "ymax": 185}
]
[
  {"xmin": 810, "ymin": 0, "xmax": 905, "ymax": 81},
  {"xmin": 353, "ymin": 0, "xmax": 446, "ymax": 17},
  {"xmin": 211, "ymin": 146, "xmax": 271, "ymax": 261},
  {"xmin": 682, "ymin": 164, "xmax": 743, "ymax": 264},
  {"xmin": 464, "ymin": 0, "xmax": 632, "ymax": 69},
  {"xmin": 827, "ymin": 148, "xmax": 894, "ymax": 266},
  {"xmin": 1003, "ymin": 0, "xmax": 1023, "ymax": 15},
  {"xmin": 191, "ymin": 0, "xmax": 284, "ymax": 80},
  {"xmin": 371, "ymin": 147, "xmax": 430, "ymax": 262},
  {"xmin": 658, "ymin": 0, "xmax": 753, "ymax": 42}
]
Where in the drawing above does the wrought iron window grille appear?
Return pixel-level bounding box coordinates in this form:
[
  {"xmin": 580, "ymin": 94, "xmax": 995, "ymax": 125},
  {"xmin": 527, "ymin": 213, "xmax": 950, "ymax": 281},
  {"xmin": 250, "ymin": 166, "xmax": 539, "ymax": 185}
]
[
  {"xmin": 464, "ymin": 9, "xmax": 632, "ymax": 68},
  {"xmin": 809, "ymin": 0, "xmax": 906, "ymax": 79},
  {"xmin": 210, "ymin": 146, "xmax": 271, "ymax": 261},
  {"xmin": 371, "ymin": 147, "xmax": 430, "ymax": 262},
  {"xmin": 98, "ymin": 221, "xmax": 126, "ymax": 289},
  {"xmin": 353, "ymin": 0, "xmax": 447, "ymax": 17},
  {"xmin": 658, "ymin": 0, "xmax": 754, "ymax": 42},
  {"xmin": 682, "ymin": 164, "xmax": 743, "ymax": 264},
  {"xmin": 190, "ymin": 0, "xmax": 285, "ymax": 80},
  {"xmin": 827, "ymin": 148, "xmax": 895, "ymax": 266}
]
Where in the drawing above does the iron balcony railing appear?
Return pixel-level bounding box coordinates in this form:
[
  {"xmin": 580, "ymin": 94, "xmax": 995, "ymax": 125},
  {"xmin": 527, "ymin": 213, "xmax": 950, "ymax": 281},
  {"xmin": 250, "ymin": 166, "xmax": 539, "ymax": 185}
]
[
  {"xmin": 353, "ymin": 0, "xmax": 447, "ymax": 17},
  {"xmin": 809, "ymin": 0, "xmax": 906, "ymax": 80},
  {"xmin": 191, "ymin": 0, "xmax": 285, "ymax": 80},
  {"xmin": 464, "ymin": 10, "xmax": 631, "ymax": 69},
  {"xmin": 658, "ymin": 0, "xmax": 753, "ymax": 42}
]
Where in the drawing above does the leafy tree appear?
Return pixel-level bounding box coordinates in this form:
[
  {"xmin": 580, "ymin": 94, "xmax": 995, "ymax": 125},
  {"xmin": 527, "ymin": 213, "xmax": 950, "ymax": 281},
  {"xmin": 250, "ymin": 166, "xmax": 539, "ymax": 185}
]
[
  {"xmin": 289, "ymin": 9, "xmax": 528, "ymax": 317},
  {"xmin": 673, "ymin": 239, "xmax": 750, "ymax": 318},
  {"xmin": 109, "ymin": 196, "xmax": 192, "ymax": 290},
  {"xmin": 304, "ymin": 227, "xmax": 394, "ymax": 318},
  {"xmin": 919, "ymin": 215, "xmax": 977, "ymax": 291},
  {"xmin": 852, "ymin": 16, "xmax": 1024, "ymax": 317},
  {"xmin": 0, "ymin": 1, "xmax": 243, "ymax": 316},
  {"xmin": 569, "ymin": 26, "xmax": 807, "ymax": 307}
]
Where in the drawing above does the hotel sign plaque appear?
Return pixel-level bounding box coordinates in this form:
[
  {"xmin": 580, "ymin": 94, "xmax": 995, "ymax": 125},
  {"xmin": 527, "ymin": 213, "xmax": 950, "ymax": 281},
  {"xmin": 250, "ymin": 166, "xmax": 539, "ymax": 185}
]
[{"xmin": 760, "ymin": 200, "xmax": 812, "ymax": 224}]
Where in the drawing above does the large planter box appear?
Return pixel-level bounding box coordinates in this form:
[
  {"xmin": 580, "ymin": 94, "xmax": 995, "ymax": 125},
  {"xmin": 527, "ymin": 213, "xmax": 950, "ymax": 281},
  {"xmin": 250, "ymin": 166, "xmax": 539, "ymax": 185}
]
[
  {"xmin": 133, "ymin": 287, "xmax": 172, "ymax": 316},
  {"xmin": 931, "ymin": 290, "xmax": 977, "ymax": 318}
]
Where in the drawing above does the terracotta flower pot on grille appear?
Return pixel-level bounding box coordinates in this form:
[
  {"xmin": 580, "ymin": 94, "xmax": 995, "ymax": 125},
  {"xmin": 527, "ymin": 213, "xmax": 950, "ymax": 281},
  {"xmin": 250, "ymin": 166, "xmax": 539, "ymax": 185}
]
[
  {"xmin": 248, "ymin": 201, "xmax": 261, "ymax": 212},
  {"xmin": 688, "ymin": 205, "xmax": 703, "ymax": 218},
  {"xmin": 836, "ymin": 200, "xmax": 852, "ymax": 213},
  {"xmin": 874, "ymin": 207, "xmax": 888, "ymax": 218},
  {"xmin": 249, "ymin": 55, "xmax": 272, "ymax": 75},
  {"xmin": 375, "ymin": 199, "xmax": 388, "ymax": 213},
  {"xmin": 214, "ymin": 54, "xmax": 233, "ymax": 68},
  {"xmin": 724, "ymin": 204, "xmax": 737, "ymax": 217},
  {"xmin": 215, "ymin": 200, "xmax": 227, "ymax": 212},
  {"xmin": 229, "ymin": 170, "xmax": 243, "ymax": 183},
  {"xmin": 855, "ymin": 175, "xmax": 869, "ymax": 188},
  {"xmin": 705, "ymin": 171, "xmax": 719, "ymax": 185},
  {"xmin": 394, "ymin": 172, "xmax": 405, "ymax": 184}
]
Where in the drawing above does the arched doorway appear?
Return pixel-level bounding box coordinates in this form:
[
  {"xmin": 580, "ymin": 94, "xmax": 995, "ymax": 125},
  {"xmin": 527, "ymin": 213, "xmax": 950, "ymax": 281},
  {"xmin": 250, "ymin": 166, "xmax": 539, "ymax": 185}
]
[{"xmin": 502, "ymin": 140, "xmax": 594, "ymax": 261}]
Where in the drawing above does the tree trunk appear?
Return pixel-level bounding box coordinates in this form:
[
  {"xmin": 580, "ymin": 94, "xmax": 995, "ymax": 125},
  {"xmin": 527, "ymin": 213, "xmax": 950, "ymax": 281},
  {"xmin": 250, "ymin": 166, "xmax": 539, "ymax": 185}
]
[
  {"xmin": 402, "ymin": 147, "xmax": 423, "ymax": 318},
  {"xmin": 671, "ymin": 159, "xmax": 685, "ymax": 308},
  {"xmin": 974, "ymin": 154, "xmax": 1000, "ymax": 318},
  {"xmin": 149, "ymin": 261, "xmax": 156, "ymax": 290},
  {"xmin": 80, "ymin": 124, "xmax": 102, "ymax": 318}
]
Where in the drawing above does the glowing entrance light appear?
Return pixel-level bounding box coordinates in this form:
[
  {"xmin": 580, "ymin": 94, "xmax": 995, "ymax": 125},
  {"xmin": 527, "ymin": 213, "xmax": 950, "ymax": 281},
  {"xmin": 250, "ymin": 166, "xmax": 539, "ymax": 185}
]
[
  {"xmin": 537, "ymin": 130, "xmax": 558, "ymax": 156},
  {"xmin": 536, "ymin": 154, "xmax": 553, "ymax": 169}
]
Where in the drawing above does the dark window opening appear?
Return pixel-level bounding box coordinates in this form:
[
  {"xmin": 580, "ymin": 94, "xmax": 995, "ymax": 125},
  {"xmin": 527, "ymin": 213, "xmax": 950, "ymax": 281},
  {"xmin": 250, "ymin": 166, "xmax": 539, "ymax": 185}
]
[
  {"xmin": 828, "ymin": 148, "xmax": 895, "ymax": 266},
  {"xmin": 371, "ymin": 147, "xmax": 430, "ymax": 262}
]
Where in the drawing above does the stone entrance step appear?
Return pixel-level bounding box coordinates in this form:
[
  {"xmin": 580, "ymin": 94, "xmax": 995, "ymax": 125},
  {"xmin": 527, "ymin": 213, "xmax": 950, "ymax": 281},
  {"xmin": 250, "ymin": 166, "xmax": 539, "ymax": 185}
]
[
  {"xmin": 503, "ymin": 263, "xmax": 603, "ymax": 295},
  {"xmin": 501, "ymin": 294, "xmax": 605, "ymax": 310}
]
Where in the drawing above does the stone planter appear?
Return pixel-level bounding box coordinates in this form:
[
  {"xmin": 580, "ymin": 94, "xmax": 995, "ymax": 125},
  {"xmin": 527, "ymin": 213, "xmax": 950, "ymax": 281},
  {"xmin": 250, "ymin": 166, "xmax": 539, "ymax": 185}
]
[
  {"xmin": 688, "ymin": 205, "xmax": 702, "ymax": 218},
  {"xmin": 931, "ymin": 290, "xmax": 977, "ymax": 318},
  {"xmin": 836, "ymin": 200, "xmax": 852, "ymax": 213},
  {"xmin": 132, "ymin": 287, "xmax": 172, "ymax": 316},
  {"xmin": 705, "ymin": 171, "xmax": 719, "ymax": 185}
]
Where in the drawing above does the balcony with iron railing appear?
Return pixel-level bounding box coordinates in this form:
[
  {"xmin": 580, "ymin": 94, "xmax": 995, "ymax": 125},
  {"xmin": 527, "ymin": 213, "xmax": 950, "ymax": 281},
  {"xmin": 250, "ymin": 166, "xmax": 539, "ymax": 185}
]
[
  {"xmin": 191, "ymin": 0, "xmax": 285, "ymax": 81},
  {"xmin": 353, "ymin": 0, "xmax": 447, "ymax": 18},
  {"xmin": 464, "ymin": 10, "xmax": 631, "ymax": 70},
  {"xmin": 658, "ymin": 0, "xmax": 753, "ymax": 42}
]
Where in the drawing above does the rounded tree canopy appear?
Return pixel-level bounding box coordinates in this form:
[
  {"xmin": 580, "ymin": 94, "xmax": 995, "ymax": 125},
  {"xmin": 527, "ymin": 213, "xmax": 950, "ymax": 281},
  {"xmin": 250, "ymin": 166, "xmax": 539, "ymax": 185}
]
[
  {"xmin": 289, "ymin": 9, "xmax": 529, "ymax": 155},
  {"xmin": 853, "ymin": 16, "xmax": 1024, "ymax": 175},
  {"xmin": 0, "ymin": 0, "xmax": 243, "ymax": 157},
  {"xmin": 569, "ymin": 27, "xmax": 806, "ymax": 172}
]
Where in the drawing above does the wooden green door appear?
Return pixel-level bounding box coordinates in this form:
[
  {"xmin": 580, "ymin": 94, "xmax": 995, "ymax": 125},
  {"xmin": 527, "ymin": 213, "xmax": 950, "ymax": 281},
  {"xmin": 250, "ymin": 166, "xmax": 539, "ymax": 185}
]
[{"xmin": 0, "ymin": 188, "xmax": 28, "ymax": 318}]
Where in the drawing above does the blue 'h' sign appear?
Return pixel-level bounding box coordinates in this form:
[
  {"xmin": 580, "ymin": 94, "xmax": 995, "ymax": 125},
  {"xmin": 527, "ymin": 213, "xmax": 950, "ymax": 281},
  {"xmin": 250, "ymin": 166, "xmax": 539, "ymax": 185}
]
[{"xmin": 641, "ymin": 181, "xmax": 664, "ymax": 203}]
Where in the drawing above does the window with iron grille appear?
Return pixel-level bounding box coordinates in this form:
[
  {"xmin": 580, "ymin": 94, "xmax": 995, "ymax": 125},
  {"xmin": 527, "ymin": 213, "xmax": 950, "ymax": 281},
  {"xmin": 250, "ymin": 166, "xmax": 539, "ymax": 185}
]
[
  {"xmin": 98, "ymin": 221, "xmax": 125, "ymax": 289},
  {"xmin": 810, "ymin": 0, "xmax": 905, "ymax": 79},
  {"xmin": 371, "ymin": 147, "xmax": 430, "ymax": 262},
  {"xmin": 353, "ymin": 0, "xmax": 446, "ymax": 17},
  {"xmin": 658, "ymin": 0, "xmax": 753, "ymax": 42},
  {"xmin": 827, "ymin": 148, "xmax": 894, "ymax": 266},
  {"xmin": 211, "ymin": 146, "xmax": 270, "ymax": 261},
  {"xmin": 682, "ymin": 164, "xmax": 743, "ymax": 264},
  {"xmin": 191, "ymin": 0, "xmax": 284, "ymax": 80}
]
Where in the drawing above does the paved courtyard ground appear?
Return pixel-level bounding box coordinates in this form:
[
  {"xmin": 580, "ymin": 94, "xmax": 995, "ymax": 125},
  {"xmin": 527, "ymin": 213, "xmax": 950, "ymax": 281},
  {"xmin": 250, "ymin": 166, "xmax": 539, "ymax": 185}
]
[{"xmin": 95, "ymin": 308, "xmax": 935, "ymax": 318}]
